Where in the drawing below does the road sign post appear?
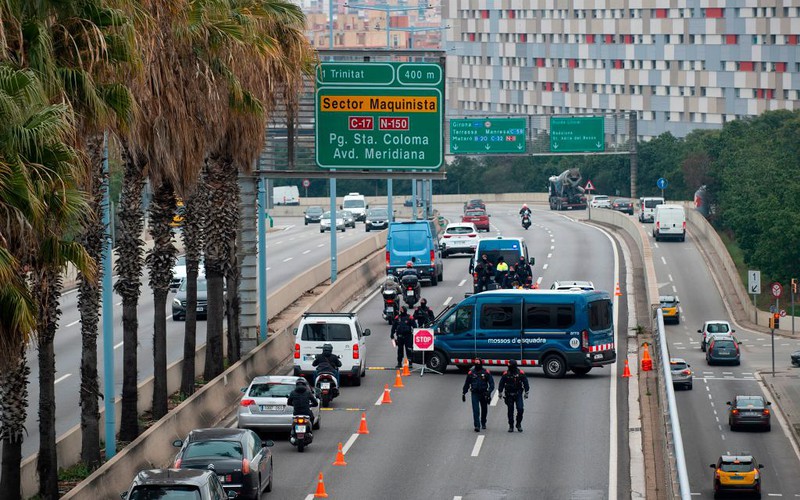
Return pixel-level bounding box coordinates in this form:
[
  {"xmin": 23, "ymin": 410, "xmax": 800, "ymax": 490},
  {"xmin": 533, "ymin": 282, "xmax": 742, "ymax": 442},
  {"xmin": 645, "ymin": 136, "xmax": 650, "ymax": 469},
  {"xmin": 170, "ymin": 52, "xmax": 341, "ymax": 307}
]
[
  {"xmin": 449, "ymin": 118, "xmax": 526, "ymax": 154},
  {"xmin": 549, "ymin": 116, "xmax": 605, "ymax": 153},
  {"xmin": 657, "ymin": 177, "xmax": 669, "ymax": 198},
  {"xmin": 315, "ymin": 62, "xmax": 444, "ymax": 170},
  {"xmin": 749, "ymin": 270, "xmax": 761, "ymax": 324}
]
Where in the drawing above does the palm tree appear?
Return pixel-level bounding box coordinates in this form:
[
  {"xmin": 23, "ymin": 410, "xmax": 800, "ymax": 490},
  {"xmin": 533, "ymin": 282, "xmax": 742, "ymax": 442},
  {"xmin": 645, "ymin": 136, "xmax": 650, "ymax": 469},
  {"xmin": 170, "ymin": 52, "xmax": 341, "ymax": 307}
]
[
  {"xmin": 179, "ymin": 188, "xmax": 206, "ymax": 397},
  {"xmin": 0, "ymin": 64, "xmax": 91, "ymax": 500}
]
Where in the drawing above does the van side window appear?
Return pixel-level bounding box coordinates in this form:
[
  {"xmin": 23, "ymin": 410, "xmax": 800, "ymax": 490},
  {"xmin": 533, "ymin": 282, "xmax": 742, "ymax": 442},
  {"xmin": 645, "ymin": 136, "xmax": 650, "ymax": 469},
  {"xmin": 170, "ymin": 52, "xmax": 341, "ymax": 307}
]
[
  {"xmin": 440, "ymin": 306, "xmax": 473, "ymax": 334},
  {"xmin": 480, "ymin": 304, "xmax": 520, "ymax": 330},
  {"xmin": 588, "ymin": 299, "xmax": 612, "ymax": 330},
  {"xmin": 524, "ymin": 304, "xmax": 575, "ymax": 329}
]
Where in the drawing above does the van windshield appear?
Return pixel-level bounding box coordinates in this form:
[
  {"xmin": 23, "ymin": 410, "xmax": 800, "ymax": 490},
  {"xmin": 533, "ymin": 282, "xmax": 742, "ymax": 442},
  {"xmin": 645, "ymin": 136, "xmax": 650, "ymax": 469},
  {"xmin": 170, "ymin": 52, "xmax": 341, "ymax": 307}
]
[
  {"xmin": 301, "ymin": 323, "xmax": 352, "ymax": 341},
  {"xmin": 343, "ymin": 200, "xmax": 365, "ymax": 209},
  {"xmin": 644, "ymin": 200, "xmax": 663, "ymax": 208}
]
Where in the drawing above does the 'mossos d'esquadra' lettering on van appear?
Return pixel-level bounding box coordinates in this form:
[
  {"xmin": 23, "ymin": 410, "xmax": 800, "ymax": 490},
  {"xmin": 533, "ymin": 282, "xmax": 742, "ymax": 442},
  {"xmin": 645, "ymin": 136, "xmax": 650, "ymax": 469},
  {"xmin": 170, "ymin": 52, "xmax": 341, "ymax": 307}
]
[{"xmin": 488, "ymin": 338, "xmax": 547, "ymax": 344}]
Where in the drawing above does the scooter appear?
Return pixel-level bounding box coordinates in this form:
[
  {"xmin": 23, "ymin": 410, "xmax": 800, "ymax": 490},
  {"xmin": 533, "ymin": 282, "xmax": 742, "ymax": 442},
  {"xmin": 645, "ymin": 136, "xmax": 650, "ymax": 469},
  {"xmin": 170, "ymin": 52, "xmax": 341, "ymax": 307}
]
[
  {"xmin": 400, "ymin": 274, "xmax": 421, "ymax": 307},
  {"xmin": 314, "ymin": 371, "xmax": 340, "ymax": 407},
  {"xmin": 521, "ymin": 214, "xmax": 531, "ymax": 230},
  {"xmin": 289, "ymin": 414, "xmax": 313, "ymax": 452},
  {"xmin": 382, "ymin": 288, "xmax": 399, "ymax": 324}
]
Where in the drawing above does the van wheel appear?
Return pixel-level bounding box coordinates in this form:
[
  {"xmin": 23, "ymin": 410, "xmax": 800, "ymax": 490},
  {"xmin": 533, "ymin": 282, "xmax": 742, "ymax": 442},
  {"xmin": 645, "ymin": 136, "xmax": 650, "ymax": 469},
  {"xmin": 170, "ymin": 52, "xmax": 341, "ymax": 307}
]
[
  {"xmin": 542, "ymin": 355, "xmax": 567, "ymax": 378},
  {"xmin": 438, "ymin": 270, "xmax": 444, "ymax": 282},
  {"xmin": 572, "ymin": 367, "xmax": 592, "ymax": 376},
  {"xmin": 352, "ymin": 373, "xmax": 361, "ymax": 386},
  {"xmin": 427, "ymin": 350, "xmax": 448, "ymax": 371},
  {"xmin": 431, "ymin": 273, "xmax": 438, "ymax": 286}
]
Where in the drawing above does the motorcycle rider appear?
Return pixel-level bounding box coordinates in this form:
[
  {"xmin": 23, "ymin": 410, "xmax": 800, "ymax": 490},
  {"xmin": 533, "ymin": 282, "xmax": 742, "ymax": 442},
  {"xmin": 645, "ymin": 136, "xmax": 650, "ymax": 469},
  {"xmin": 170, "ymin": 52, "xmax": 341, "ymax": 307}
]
[
  {"xmin": 312, "ymin": 343, "xmax": 342, "ymax": 385},
  {"xmin": 287, "ymin": 378, "xmax": 319, "ymax": 430},
  {"xmin": 399, "ymin": 259, "xmax": 419, "ymax": 279},
  {"xmin": 382, "ymin": 275, "xmax": 402, "ymax": 319},
  {"xmin": 413, "ymin": 298, "xmax": 435, "ymax": 327},
  {"xmin": 391, "ymin": 306, "xmax": 417, "ymax": 369},
  {"xmin": 519, "ymin": 204, "xmax": 532, "ymax": 217}
]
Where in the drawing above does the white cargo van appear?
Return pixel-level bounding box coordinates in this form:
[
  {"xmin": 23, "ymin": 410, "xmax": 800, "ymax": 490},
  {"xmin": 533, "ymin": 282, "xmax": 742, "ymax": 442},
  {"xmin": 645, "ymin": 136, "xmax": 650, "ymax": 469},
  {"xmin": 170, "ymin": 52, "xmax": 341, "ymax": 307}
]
[
  {"xmin": 342, "ymin": 192, "xmax": 367, "ymax": 221},
  {"xmin": 273, "ymin": 185, "xmax": 300, "ymax": 205},
  {"xmin": 638, "ymin": 196, "xmax": 665, "ymax": 222},
  {"xmin": 652, "ymin": 204, "xmax": 686, "ymax": 242}
]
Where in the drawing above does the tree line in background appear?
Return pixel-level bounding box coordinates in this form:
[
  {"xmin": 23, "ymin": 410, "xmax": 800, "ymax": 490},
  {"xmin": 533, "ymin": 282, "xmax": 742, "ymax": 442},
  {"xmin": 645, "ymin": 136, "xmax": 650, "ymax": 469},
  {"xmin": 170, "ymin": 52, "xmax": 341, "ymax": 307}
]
[{"xmin": 286, "ymin": 109, "xmax": 800, "ymax": 286}]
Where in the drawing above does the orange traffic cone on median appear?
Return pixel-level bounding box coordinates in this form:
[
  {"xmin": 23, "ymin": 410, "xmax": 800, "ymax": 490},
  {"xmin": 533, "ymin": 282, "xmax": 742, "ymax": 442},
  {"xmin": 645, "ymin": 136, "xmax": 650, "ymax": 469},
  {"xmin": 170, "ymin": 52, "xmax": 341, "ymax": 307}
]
[
  {"xmin": 394, "ymin": 370, "xmax": 405, "ymax": 388},
  {"xmin": 402, "ymin": 358, "xmax": 411, "ymax": 376},
  {"xmin": 332, "ymin": 442, "xmax": 347, "ymax": 466},
  {"xmin": 381, "ymin": 383, "xmax": 393, "ymax": 404},
  {"xmin": 357, "ymin": 412, "xmax": 370, "ymax": 434},
  {"xmin": 314, "ymin": 472, "xmax": 328, "ymax": 498},
  {"xmin": 615, "ymin": 282, "xmax": 623, "ymax": 296},
  {"xmin": 622, "ymin": 358, "xmax": 631, "ymax": 378},
  {"xmin": 641, "ymin": 343, "xmax": 653, "ymax": 372}
]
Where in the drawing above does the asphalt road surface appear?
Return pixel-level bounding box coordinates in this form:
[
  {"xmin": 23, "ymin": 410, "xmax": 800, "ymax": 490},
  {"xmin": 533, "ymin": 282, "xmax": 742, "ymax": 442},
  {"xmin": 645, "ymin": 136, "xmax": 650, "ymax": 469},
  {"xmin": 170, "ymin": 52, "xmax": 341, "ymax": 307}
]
[
  {"xmin": 236, "ymin": 203, "xmax": 631, "ymax": 500},
  {"xmin": 17, "ymin": 216, "xmax": 376, "ymax": 460},
  {"xmin": 651, "ymin": 220, "xmax": 800, "ymax": 497}
]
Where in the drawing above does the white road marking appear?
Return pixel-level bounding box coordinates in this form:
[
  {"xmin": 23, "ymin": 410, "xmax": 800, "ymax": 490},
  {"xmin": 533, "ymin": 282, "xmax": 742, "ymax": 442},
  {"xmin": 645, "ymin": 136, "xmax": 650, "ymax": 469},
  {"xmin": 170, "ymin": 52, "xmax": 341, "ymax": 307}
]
[
  {"xmin": 550, "ymin": 245, "xmax": 555, "ymax": 250},
  {"xmin": 67, "ymin": 319, "xmax": 80, "ymax": 327},
  {"xmin": 342, "ymin": 433, "xmax": 359, "ymax": 455},
  {"xmin": 458, "ymin": 279, "xmax": 466, "ymax": 287},
  {"xmin": 284, "ymin": 225, "xmax": 295, "ymax": 231},
  {"xmin": 317, "ymin": 243, "xmax": 324, "ymax": 248},
  {"xmin": 661, "ymin": 256, "xmax": 667, "ymax": 265},
  {"xmin": 536, "ymin": 276, "xmax": 543, "ymax": 285},
  {"xmin": 454, "ymin": 497, "xmax": 463, "ymax": 500},
  {"xmin": 282, "ymin": 257, "xmax": 293, "ymax": 263},
  {"xmin": 274, "ymin": 240, "xmax": 283, "ymax": 245},
  {"xmin": 166, "ymin": 314, "xmax": 173, "ymax": 320},
  {"xmin": 668, "ymin": 274, "xmax": 673, "ymax": 281},
  {"xmin": 542, "ymin": 264, "xmax": 549, "ymax": 270},
  {"xmin": 265, "ymin": 267, "xmax": 271, "ymax": 271},
  {"xmin": 114, "ymin": 341, "xmax": 123, "ymax": 350},
  {"xmin": 766, "ymin": 493, "xmax": 782, "ymax": 497},
  {"xmin": 471, "ymin": 435, "xmax": 485, "ymax": 457},
  {"xmin": 672, "ymin": 285, "xmax": 677, "ymax": 293},
  {"xmin": 375, "ymin": 390, "xmax": 390, "ymax": 406},
  {"xmin": 443, "ymin": 296, "xmax": 452, "ymax": 306},
  {"xmin": 550, "ymin": 238, "xmax": 555, "ymax": 243},
  {"xmin": 653, "ymin": 243, "xmax": 659, "ymax": 248},
  {"xmin": 302, "ymin": 250, "xmax": 310, "ymax": 255},
  {"xmin": 54, "ymin": 374, "xmax": 71, "ymax": 384},
  {"xmin": 115, "ymin": 301, "xmax": 122, "ymax": 306},
  {"xmin": 547, "ymin": 253, "xmax": 552, "ymax": 259},
  {"xmin": 305, "ymin": 495, "xmax": 314, "ymax": 500}
]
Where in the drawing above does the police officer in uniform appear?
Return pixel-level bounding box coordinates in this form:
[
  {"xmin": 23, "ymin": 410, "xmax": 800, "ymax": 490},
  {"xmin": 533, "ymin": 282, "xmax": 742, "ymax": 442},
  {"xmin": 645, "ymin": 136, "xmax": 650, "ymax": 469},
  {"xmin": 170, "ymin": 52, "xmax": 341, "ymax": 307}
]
[
  {"xmin": 461, "ymin": 359, "xmax": 495, "ymax": 432},
  {"xmin": 391, "ymin": 306, "xmax": 417, "ymax": 369},
  {"xmin": 413, "ymin": 298, "xmax": 435, "ymax": 327},
  {"xmin": 498, "ymin": 360, "xmax": 530, "ymax": 432}
]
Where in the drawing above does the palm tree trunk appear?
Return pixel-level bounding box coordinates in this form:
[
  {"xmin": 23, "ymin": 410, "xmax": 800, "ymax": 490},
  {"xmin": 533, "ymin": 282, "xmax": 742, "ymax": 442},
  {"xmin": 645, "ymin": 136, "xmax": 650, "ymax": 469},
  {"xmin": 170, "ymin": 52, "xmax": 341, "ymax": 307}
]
[
  {"xmin": 0, "ymin": 345, "xmax": 30, "ymax": 500},
  {"xmin": 34, "ymin": 268, "xmax": 63, "ymax": 498},
  {"xmin": 146, "ymin": 182, "xmax": 177, "ymax": 419},
  {"xmin": 78, "ymin": 135, "xmax": 105, "ymax": 469},
  {"xmin": 203, "ymin": 154, "xmax": 237, "ymax": 379},
  {"xmin": 180, "ymin": 190, "xmax": 205, "ymax": 396},
  {"xmin": 116, "ymin": 142, "xmax": 146, "ymax": 442},
  {"xmin": 225, "ymin": 175, "xmax": 242, "ymax": 365}
]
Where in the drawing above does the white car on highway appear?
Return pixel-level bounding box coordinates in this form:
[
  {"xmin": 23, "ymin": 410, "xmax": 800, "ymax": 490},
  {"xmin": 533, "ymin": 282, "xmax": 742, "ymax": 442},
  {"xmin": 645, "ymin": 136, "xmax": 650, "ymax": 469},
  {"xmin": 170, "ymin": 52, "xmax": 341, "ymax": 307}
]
[
  {"xmin": 439, "ymin": 222, "xmax": 479, "ymax": 257},
  {"xmin": 293, "ymin": 312, "xmax": 370, "ymax": 385},
  {"xmin": 590, "ymin": 195, "xmax": 612, "ymax": 209},
  {"xmin": 320, "ymin": 211, "xmax": 345, "ymax": 233}
]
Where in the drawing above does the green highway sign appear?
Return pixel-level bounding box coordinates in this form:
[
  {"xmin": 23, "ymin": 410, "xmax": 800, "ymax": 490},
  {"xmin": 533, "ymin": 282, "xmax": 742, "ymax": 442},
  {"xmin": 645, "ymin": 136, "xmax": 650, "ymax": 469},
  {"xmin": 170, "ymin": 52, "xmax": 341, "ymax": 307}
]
[
  {"xmin": 449, "ymin": 118, "xmax": 526, "ymax": 154},
  {"xmin": 315, "ymin": 62, "xmax": 443, "ymax": 170},
  {"xmin": 549, "ymin": 116, "xmax": 605, "ymax": 153}
]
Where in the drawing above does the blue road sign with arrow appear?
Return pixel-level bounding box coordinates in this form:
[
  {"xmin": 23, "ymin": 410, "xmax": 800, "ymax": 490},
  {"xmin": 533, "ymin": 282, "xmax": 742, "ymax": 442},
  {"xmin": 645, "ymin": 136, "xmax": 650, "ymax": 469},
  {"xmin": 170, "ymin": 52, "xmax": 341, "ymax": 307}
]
[{"xmin": 657, "ymin": 177, "xmax": 669, "ymax": 190}]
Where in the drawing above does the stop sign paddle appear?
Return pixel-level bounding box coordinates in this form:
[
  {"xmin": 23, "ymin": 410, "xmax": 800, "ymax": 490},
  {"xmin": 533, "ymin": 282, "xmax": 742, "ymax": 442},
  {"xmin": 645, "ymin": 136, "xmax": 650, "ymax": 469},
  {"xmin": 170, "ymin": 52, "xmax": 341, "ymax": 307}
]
[{"xmin": 413, "ymin": 328, "xmax": 434, "ymax": 351}]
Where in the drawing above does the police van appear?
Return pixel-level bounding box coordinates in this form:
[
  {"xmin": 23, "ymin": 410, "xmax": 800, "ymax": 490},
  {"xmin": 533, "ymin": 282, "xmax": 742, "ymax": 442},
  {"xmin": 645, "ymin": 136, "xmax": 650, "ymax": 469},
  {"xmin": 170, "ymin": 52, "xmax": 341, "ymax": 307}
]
[
  {"xmin": 469, "ymin": 237, "xmax": 535, "ymax": 292},
  {"xmin": 413, "ymin": 289, "xmax": 616, "ymax": 378}
]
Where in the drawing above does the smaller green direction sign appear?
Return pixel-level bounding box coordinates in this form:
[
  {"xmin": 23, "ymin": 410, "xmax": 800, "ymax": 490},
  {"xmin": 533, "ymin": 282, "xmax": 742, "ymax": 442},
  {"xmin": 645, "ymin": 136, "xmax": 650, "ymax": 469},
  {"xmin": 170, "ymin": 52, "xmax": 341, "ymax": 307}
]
[
  {"xmin": 449, "ymin": 118, "xmax": 526, "ymax": 154},
  {"xmin": 550, "ymin": 116, "xmax": 605, "ymax": 153}
]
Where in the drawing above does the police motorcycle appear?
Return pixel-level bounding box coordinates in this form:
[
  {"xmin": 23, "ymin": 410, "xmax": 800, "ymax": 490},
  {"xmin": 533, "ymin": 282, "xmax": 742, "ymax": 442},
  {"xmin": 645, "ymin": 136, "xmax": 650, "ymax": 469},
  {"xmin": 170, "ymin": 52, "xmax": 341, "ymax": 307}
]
[
  {"xmin": 521, "ymin": 213, "xmax": 531, "ymax": 230},
  {"xmin": 314, "ymin": 370, "xmax": 340, "ymax": 407},
  {"xmin": 290, "ymin": 415, "xmax": 313, "ymax": 452},
  {"xmin": 381, "ymin": 277, "xmax": 400, "ymax": 324}
]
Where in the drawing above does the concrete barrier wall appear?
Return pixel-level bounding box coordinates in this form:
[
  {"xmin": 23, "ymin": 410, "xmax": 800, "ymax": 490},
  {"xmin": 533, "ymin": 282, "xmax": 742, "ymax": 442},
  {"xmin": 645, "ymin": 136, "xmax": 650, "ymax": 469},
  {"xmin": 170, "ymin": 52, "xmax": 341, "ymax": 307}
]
[{"xmin": 62, "ymin": 249, "xmax": 386, "ymax": 499}]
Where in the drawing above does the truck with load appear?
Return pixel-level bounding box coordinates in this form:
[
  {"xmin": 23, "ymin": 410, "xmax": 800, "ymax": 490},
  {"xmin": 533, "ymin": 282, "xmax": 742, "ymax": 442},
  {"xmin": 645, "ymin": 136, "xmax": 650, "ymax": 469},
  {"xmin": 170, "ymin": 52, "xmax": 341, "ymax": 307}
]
[{"xmin": 548, "ymin": 168, "xmax": 587, "ymax": 210}]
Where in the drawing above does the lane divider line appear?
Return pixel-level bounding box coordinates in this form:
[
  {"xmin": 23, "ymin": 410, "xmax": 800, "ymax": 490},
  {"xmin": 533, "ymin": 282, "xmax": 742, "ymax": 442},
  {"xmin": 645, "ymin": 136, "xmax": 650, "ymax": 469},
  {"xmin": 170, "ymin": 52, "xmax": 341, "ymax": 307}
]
[
  {"xmin": 54, "ymin": 373, "xmax": 71, "ymax": 384},
  {"xmin": 490, "ymin": 390, "xmax": 500, "ymax": 407},
  {"xmin": 302, "ymin": 250, "xmax": 311, "ymax": 255},
  {"xmin": 458, "ymin": 279, "xmax": 466, "ymax": 287},
  {"xmin": 342, "ymin": 433, "xmax": 359, "ymax": 455},
  {"xmin": 114, "ymin": 341, "xmax": 123, "ymax": 350},
  {"xmin": 443, "ymin": 296, "xmax": 452, "ymax": 306},
  {"xmin": 67, "ymin": 319, "xmax": 80, "ymax": 327},
  {"xmin": 374, "ymin": 391, "xmax": 386, "ymax": 406},
  {"xmin": 283, "ymin": 257, "xmax": 293, "ymax": 262},
  {"xmin": 471, "ymin": 435, "xmax": 484, "ymax": 457}
]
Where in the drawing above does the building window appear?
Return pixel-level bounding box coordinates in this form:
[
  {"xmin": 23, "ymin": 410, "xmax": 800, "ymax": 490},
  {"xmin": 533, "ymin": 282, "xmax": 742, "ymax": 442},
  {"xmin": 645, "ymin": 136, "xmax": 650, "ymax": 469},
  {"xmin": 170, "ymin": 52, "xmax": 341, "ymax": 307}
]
[
  {"xmin": 775, "ymin": 62, "xmax": 787, "ymax": 72},
  {"xmin": 788, "ymin": 35, "xmax": 799, "ymax": 45},
  {"xmin": 654, "ymin": 8, "xmax": 668, "ymax": 18},
  {"xmin": 704, "ymin": 7, "xmax": 724, "ymax": 18},
  {"xmin": 737, "ymin": 61, "xmax": 754, "ymax": 71},
  {"xmin": 605, "ymin": 34, "xmax": 614, "ymax": 44},
  {"xmin": 725, "ymin": 34, "xmax": 738, "ymax": 44}
]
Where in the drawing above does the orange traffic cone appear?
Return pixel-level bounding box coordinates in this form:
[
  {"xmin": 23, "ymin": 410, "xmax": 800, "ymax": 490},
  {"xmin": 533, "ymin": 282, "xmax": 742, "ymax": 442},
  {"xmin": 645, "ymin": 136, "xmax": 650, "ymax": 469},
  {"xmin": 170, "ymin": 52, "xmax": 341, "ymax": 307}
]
[
  {"xmin": 381, "ymin": 383, "xmax": 393, "ymax": 404},
  {"xmin": 314, "ymin": 472, "xmax": 328, "ymax": 498},
  {"xmin": 332, "ymin": 442, "xmax": 347, "ymax": 466},
  {"xmin": 622, "ymin": 358, "xmax": 631, "ymax": 378},
  {"xmin": 357, "ymin": 412, "xmax": 370, "ymax": 434},
  {"xmin": 394, "ymin": 370, "xmax": 405, "ymax": 388},
  {"xmin": 641, "ymin": 343, "xmax": 652, "ymax": 372},
  {"xmin": 402, "ymin": 358, "xmax": 411, "ymax": 377},
  {"xmin": 615, "ymin": 282, "xmax": 623, "ymax": 296}
]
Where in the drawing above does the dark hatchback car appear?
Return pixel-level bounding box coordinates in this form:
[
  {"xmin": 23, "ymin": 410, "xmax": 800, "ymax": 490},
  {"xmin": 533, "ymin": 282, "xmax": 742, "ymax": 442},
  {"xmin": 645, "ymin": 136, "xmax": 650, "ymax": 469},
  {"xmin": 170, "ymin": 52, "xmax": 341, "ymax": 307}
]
[
  {"xmin": 304, "ymin": 206, "xmax": 324, "ymax": 225},
  {"xmin": 706, "ymin": 336, "xmax": 741, "ymax": 365},
  {"xmin": 173, "ymin": 428, "xmax": 273, "ymax": 500},
  {"xmin": 365, "ymin": 207, "xmax": 389, "ymax": 232},
  {"xmin": 728, "ymin": 395, "xmax": 772, "ymax": 431},
  {"xmin": 123, "ymin": 468, "xmax": 233, "ymax": 500},
  {"xmin": 791, "ymin": 349, "xmax": 800, "ymax": 366},
  {"xmin": 463, "ymin": 198, "xmax": 486, "ymax": 211},
  {"xmin": 611, "ymin": 198, "xmax": 634, "ymax": 215}
]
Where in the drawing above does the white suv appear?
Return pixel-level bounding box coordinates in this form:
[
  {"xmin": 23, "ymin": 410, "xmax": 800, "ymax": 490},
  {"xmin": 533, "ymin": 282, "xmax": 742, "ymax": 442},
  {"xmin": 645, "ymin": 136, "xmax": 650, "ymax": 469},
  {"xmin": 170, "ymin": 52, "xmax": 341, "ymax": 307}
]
[
  {"xmin": 590, "ymin": 195, "xmax": 612, "ymax": 209},
  {"xmin": 698, "ymin": 320, "xmax": 735, "ymax": 352},
  {"xmin": 293, "ymin": 312, "xmax": 370, "ymax": 385},
  {"xmin": 439, "ymin": 222, "xmax": 479, "ymax": 257}
]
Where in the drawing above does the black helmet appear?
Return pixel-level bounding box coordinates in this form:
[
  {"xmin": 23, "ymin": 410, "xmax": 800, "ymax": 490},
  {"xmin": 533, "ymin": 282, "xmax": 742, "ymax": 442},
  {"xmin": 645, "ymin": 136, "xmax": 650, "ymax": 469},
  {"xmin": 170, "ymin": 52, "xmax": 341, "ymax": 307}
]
[
  {"xmin": 474, "ymin": 358, "xmax": 484, "ymax": 369},
  {"xmin": 322, "ymin": 343, "xmax": 333, "ymax": 355},
  {"xmin": 420, "ymin": 298, "xmax": 427, "ymax": 306},
  {"xmin": 399, "ymin": 305, "xmax": 408, "ymax": 314},
  {"xmin": 296, "ymin": 378, "xmax": 308, "ymax": 387},
  {"xmin": 509, "ymin": 359, "xmax": 518, "ymax": 369}
]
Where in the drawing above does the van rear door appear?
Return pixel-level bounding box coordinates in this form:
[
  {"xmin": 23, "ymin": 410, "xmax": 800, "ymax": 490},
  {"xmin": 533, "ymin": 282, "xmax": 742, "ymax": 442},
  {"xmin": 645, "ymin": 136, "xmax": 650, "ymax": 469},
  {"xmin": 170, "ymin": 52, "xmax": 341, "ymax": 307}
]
[{"xmin": 388, "ymin": 226, "xmax": 431, "ymax": 267}]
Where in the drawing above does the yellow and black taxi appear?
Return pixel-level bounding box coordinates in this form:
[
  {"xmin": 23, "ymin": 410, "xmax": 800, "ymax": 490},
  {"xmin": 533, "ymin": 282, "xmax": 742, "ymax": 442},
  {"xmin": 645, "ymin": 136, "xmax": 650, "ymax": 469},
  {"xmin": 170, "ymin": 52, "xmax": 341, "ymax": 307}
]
[
  {"xmin": 709, "ymin": 454, "xmax": 764, "ymax": 498},
  {"xmin": 659, "ymin": 295, "xmax": 680, "ymax": 324}
]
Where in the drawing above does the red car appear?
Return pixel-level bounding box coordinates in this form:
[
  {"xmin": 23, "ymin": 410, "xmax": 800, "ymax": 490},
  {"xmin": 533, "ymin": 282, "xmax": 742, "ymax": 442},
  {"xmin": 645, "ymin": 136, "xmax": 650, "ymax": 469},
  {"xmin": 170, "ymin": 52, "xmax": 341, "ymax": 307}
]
[{"xmin": 462, "ymin": 209, "xmax": 490, "ymax": 232}]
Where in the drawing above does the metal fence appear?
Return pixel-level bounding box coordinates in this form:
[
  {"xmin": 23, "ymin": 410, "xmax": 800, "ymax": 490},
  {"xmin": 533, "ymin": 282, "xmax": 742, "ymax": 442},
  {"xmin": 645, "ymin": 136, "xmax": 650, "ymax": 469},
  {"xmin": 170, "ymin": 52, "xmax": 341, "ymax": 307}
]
[{"xmin": 652, "ymin": 307, "xmax": 692, "ymax": 500}]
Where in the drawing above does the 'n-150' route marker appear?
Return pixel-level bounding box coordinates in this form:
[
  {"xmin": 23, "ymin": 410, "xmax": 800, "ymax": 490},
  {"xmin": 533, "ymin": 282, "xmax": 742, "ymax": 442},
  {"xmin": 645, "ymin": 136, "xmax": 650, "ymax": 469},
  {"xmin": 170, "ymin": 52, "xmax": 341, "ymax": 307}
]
[{"xmin": 315, "ymin": 62, "xmax": 444, "ymax": 170}]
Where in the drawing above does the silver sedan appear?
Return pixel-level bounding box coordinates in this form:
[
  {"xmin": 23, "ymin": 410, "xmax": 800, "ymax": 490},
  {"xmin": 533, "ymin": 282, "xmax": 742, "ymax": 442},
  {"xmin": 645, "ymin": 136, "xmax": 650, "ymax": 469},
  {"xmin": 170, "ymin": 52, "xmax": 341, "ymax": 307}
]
[
  {"xmin": 237, "ymin": 376, "xmax": 321, "ymax": 431},
  {"xmin": 669, "ymin": 357, "xmax": 693, "ymax": 390}
]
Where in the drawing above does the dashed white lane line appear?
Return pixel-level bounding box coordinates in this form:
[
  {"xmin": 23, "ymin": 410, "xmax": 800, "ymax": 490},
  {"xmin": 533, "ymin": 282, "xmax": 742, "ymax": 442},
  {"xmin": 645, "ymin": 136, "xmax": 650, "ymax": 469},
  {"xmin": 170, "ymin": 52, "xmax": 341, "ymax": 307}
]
[
  {"xmin": 672, "ymin": 285, "xmax": 677, "ymax": 293},
  {"xmin": 282, "ymin": 257, "xmax": 293, "ymax": 263},
  {"xmin": 167, "ymin": 314, "xmax": 173, "ymax": 320},
  {"xmin": 305, "ymin": 495, "xmax": 314, "ymax": 500},
  {"xmin": 274, "ymin": 240, "xmax": 283, "ymax": 245},
  {"xmin": 536, "ymin": 276, "xmax": 543, "ymax": 285},
  {"xmin": 550, "ymin": 245, "xmax": 555, "ymax": 250},
  {"xmin": 458, "ymin": 279, "xmax": 466, "ymax": 287},
  {"xmin": 661, "ymin": 256, "xmax": 667, "ymax": 265},
  {"xmin": 115, "ymin": 301, "xmax": 122, "ymax": 306},
  {"xmin": 317, "ymin": 243, "xmax": 324, "ymax": 248},
  {"xmin": 547, "ymin": 253, "xmax": 552, "ymax": 259},
  {"xmin": 375, "ymin": 390, "xmax": 390, "ymax": 406},
  {"xmin": 67, "ymin": 319, "xmax": 80, "ymax": 327},
  {"xmin": 454, "ymin": 497, "xmax": 463, "ymax": 500},
  {"xmin": 490, "ymin": 390, "xmax": 500, "ymax": 407},
  {"xmin": 668, "ymin": 274, "xmax": 674, "ymax": 281},
  {"xmin": 342, "ymin": 433, "xmax": 359, "ymax": 455},
  {"xmin": 54, "ymin": 374, "xmax": 72, "ymax": 384},
  {"xmin": 471, "ymin": 435, "xmax": 485, "ymax": 457},
  {"xmin": 542, "ymin": 264, "xmax": 549, "ymax": 270},
  {"xmin": 114, "ymin": 341, "xmax": 123, "ymax": 350},
  {"xmin": 302, "ymin": 250, "xmax": 310, "ymax": 255},
  {"xmin": 443, "ymin": 296, "xmax": 452, "ymax": 307}
]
